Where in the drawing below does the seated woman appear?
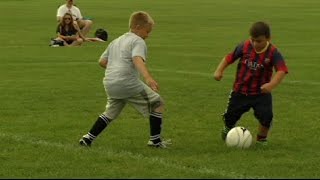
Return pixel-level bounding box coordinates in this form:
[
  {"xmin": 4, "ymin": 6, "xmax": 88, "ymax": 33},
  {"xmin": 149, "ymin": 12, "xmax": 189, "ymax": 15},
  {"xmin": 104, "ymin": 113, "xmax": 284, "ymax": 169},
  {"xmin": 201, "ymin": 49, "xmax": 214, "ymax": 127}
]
[
  {"xmin": 51, "ymin": 12, "xmax": 105, "ymax": 47},
  {"xmin": 54, "ymin": 12, "xmax": 84, "ymax": 46}
]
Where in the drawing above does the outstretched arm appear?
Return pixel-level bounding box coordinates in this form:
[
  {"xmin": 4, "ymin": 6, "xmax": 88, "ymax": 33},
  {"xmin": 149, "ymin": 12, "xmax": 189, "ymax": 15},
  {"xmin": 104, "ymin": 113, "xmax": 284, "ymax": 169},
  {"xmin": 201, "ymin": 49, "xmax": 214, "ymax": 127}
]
[
  {"xmin": 133, "ymin": 56, "xmax": 159, "ymax": 92},
  {"xmin": 213, "ymin": 57, "xmax": 230, "ymax": 81}
]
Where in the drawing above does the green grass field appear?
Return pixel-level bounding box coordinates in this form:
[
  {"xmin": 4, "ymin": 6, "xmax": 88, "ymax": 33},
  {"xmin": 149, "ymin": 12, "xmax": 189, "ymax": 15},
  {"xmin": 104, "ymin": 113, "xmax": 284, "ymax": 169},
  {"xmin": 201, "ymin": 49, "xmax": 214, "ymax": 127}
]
[{"xmin": 1, "ymin": 0, "xmax": 320, "ymax": 178}]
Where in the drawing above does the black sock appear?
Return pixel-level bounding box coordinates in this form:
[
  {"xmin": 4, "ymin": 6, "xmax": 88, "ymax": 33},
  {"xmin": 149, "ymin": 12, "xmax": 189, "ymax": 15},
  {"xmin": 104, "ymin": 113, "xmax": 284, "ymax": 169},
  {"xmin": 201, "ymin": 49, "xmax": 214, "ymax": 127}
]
[
  {"xmin": 88, "ymin": 114, "xmax": 112, "ymax": 138},
  {"xmin": 149, "ymin": 112, "xmax": 162, "ymax": 144}
]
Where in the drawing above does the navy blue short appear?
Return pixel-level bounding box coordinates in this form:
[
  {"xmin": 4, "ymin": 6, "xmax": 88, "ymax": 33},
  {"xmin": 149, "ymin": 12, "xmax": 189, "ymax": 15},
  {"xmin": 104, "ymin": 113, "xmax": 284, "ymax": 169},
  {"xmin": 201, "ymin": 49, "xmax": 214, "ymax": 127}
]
[
  {"xmin": 222, "ymin": 91, "xmax": 273, "ymax": 128},
  {"xmin": 66, "ymin": 40, "xmax": 74, "ymax": 45}
]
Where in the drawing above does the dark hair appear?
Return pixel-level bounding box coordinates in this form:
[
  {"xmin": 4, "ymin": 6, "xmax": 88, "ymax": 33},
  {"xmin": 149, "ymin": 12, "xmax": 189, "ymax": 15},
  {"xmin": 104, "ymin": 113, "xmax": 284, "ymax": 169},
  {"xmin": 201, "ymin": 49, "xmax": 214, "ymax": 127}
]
[
  {"xmin": 249, "ymin": 21, "xmax": 270, "ymax": 38},
  {"xmin": 95, "ymin": 28, "xmax": 108, "ymax": 41}
]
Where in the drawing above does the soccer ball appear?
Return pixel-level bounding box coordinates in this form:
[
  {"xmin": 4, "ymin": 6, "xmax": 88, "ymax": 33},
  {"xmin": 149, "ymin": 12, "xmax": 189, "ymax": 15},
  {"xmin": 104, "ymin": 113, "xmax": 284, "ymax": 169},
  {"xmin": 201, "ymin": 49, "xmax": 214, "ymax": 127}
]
[{"xmin": 225, "ymin": 126, "xmax": 252, "ymax": 149}]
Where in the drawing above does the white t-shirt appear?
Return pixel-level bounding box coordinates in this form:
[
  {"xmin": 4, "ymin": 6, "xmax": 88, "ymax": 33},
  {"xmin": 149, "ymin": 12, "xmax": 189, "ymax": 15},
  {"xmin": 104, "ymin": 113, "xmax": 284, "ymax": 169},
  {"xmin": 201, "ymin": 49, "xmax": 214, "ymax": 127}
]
[
  {"xmin": 57, "ymin": 4, "xmax": 83, "ymax": 20},
  {"xmin": 100, "ymin": 32, "xmax": 148, "ymax": 99}
]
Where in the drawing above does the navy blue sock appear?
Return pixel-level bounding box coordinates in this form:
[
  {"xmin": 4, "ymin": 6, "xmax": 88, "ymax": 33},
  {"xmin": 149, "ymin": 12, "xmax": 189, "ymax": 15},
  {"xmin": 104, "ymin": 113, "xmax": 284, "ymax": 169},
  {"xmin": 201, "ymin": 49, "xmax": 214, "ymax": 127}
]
[
  {"xmin": 88, "ymin": 114, "xmax": 112, "ymax": 138},
  {"xmin": 149, "ymin": 112, "xmax": 162, "ymax": 144}
]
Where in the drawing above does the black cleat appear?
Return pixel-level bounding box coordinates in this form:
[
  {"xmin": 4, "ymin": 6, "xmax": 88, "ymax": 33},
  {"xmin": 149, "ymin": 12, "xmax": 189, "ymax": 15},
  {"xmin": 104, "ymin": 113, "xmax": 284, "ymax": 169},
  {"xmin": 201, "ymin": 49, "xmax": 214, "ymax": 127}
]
[{"xmin": 79, "ymin": 135, "xmax": 92, "ymax": 147}]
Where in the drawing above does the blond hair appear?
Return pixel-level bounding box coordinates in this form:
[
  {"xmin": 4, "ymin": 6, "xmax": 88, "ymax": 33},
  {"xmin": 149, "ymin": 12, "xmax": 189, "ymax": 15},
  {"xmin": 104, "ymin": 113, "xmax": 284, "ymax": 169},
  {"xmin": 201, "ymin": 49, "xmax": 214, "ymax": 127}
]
[{"xmin": 129, "ymin": 11, "xmax": 154, "ymax": 29}]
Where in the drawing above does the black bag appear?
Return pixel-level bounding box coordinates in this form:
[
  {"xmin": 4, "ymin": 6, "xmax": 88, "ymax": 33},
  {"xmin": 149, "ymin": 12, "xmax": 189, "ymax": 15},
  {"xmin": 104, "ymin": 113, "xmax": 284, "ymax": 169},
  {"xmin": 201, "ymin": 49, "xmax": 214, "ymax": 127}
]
[
  {"xmin": 94, "ymin": 28, "xmax": 108, "ymax": 41},
  {"xmin": 49, "ymin": 39, "xmax": 64, "ymax": 47}
]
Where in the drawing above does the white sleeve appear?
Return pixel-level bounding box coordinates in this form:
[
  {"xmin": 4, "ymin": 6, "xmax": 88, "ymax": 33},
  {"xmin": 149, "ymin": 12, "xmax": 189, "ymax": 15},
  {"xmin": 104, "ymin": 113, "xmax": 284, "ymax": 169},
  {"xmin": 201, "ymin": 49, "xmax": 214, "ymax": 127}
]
[
  {"xmin": 57, "ymin": 6, "xmax": 65, "ymax": 18},
  {"xmin": 132, "ymin": 39, "xmax": 147, "ymax": 62},
  {"xmin": 74, "ymin": 7, "xmax": 83, "ymax": 20}
]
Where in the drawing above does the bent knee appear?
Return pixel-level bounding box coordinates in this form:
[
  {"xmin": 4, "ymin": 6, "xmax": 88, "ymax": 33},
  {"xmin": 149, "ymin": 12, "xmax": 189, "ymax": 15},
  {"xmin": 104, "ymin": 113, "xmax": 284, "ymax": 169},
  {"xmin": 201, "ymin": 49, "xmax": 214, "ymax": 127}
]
[
  {"xmin": 81, "ymin": 20, "xmax": 93, "ymax": 28},
  {"xmin": 77, "ymin": 38, "xmax": 84, "ymax": 43},
  {"xmin": 86, "ymin": 20, "xmax": 93, "ymax": 26},
  {"xmin": 152, "ymin": 98, "xmax": 164, "ymax": 113},
  {"xmin": 254, "ymin": 110, "xmax": 273, "ymax": 128}
]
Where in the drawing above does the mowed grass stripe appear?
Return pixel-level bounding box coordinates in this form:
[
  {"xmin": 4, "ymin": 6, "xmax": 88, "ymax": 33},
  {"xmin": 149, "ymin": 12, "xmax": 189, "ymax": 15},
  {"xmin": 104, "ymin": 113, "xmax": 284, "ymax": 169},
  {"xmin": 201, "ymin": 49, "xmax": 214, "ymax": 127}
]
[
  {"xmin": 0, "ymin": 62, "xmax": 318, "ymax": 86},
  {"xmin": 0, "ymin": 132, "xmax": 262, "ymax": 179}
]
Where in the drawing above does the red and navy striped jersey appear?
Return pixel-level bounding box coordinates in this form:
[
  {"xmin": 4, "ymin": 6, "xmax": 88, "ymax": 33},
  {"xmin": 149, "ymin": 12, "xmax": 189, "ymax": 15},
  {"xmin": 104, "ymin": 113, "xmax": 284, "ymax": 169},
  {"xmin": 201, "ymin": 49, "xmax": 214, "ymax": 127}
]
[{"xmin": 225, "ymin": 40, "xmax": 288, "ymax": 95}]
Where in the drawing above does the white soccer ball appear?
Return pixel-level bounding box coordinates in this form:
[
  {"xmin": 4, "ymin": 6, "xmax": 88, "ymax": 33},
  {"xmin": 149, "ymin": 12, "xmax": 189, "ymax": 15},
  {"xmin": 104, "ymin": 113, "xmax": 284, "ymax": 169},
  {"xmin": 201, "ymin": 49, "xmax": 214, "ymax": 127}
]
[{"xmin": 225, "ymin": 126, "xmax": 252, "ymax": 149}]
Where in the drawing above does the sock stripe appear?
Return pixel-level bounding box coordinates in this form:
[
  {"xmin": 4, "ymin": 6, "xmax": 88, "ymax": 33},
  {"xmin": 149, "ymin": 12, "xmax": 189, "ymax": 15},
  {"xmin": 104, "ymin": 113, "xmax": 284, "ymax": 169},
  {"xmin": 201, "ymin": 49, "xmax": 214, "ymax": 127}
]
[
  {"xmin": 87, "ymin": 132, "xmax": 96, "ymax": 140},
  {"xmin": 99, "ymin": 114, "xmax": 110, "ymax": 124},
  {"xmin": 150, "ymin": 134, "xmax": 160, "ymax": 140},
  {"xmin": 150, "ymin": 112, "xmax": 162, "ymax": 118},
  {"xmin": 151, "ymin": 112, "xmax": 162, "ymax": 115},
  {"xmin": 150, "ymin": 134, "xmax": 160, "ymax": 138}
]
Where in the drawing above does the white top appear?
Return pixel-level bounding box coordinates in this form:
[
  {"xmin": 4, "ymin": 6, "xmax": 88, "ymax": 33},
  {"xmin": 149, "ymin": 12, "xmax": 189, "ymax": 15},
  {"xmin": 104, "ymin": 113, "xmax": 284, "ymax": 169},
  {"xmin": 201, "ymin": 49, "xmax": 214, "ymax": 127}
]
[
  {"xmin": 57, "ymin": 4, "xmax": 83, "ymax": 20},
  {"xmin": 100, "ymin": 32, "xmax": 148, "ymax": 99}
]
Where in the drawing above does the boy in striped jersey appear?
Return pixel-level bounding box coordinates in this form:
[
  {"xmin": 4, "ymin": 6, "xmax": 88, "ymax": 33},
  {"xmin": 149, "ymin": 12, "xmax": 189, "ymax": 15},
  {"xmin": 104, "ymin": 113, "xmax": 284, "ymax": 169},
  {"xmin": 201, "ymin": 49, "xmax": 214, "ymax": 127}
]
[
  {"xmin": 213, "ymin": 21, "xmax": 288, "ymax": 146},
  {"xmin": 79, "ymin": 11, "xmax": 170, "ymax": 148}
]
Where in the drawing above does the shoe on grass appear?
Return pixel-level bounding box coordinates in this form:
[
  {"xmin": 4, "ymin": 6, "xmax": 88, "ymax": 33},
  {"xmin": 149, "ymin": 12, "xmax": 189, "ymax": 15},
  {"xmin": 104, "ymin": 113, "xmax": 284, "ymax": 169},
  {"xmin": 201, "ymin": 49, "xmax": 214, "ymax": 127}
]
[
  {"xmin": 147, "ymin": 139, "xmax": 172, "ymax": 148},
  {"xmin": 79, "ymin": 135, "xmax": 92, "ymax": 147}
]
